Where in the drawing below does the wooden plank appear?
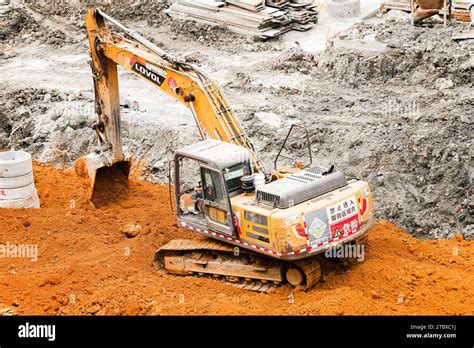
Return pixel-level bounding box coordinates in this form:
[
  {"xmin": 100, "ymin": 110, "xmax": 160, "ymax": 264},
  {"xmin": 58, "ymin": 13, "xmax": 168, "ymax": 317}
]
[
  {"xmin": 380, "ymin": 1, "xmax": 412, "ymax": 12},
  {"xmin": 166, "ymin": 0, "xmax": 311, "ymax": 38},
  {"xmin": 167, "ymin": 4, "xmax": 268, "ymax": 28},
  {"xmin": 452, "ymin": 31, "xmax": 474, "ymax": 40},
  {"xmin": 181, "ymin": 0, "xmax": 227, "ymax": 11}
]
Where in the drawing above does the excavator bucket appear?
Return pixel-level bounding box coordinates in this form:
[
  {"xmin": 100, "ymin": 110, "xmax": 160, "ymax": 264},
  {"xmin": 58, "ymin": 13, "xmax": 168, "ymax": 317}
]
[{"xmin": 83, "ymin": 153, "xmax": 131, "ymax": 204}]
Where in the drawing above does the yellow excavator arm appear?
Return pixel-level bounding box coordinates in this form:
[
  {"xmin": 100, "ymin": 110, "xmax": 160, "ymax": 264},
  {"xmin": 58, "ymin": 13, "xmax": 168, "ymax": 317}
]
[{"xmin": 84, "ymin": 8, "xmax": 265, "ymax": 190}]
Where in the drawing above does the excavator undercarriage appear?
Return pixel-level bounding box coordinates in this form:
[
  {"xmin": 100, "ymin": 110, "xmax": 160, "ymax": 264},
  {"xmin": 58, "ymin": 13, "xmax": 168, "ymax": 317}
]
[{"xmin": 153, "ymin": 238, "xmax": 322, "ymax": 291}]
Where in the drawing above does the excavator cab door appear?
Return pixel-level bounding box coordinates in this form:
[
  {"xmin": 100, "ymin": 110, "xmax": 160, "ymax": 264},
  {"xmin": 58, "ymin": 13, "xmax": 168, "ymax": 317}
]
[
  {"xmin": 174, "ymin": 154, "xmax": 234, "ymax": 237},
  {"xmin": 200, "ymin": 165, "xmax": 234, "ymax": 236}
]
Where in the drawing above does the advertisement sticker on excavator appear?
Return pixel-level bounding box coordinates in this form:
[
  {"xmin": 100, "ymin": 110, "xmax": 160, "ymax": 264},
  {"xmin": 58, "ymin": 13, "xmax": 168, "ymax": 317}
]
[
  {"xmin": 303, "ymin": 193, "xmax": 367, "ymax": 248},
  {"xmin": 304, "ymin": 209, "xmax": 331, "ymax": 247},
  {"xmin": 327, "ymin": 195, "xmax": 360, "ymax": 239}
]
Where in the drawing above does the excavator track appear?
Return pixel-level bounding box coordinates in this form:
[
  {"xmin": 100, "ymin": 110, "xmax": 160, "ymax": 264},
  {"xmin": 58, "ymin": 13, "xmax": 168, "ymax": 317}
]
[
  {"xmin": 186, "ymin": 273, "xmax": 277, "ymax": 293},
  {"xmin": 154, "ymin": 238, "xmax": 321, "ymax": 291}
]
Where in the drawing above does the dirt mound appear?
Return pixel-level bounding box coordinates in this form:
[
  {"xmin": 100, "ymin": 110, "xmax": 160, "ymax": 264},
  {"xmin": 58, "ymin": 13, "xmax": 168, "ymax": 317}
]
[
  {"xmin": 271, "ymin": 46, "xmax": 320, "ymax": 74},
  {"xmin": 0, "ymin": 88, "xmax": 94, "ymax": 165},
  {"xmin": 0, "ymin": 0, "xmax": 168, "ymax": 47},
  {"xmin": 0, "ymin": 164, "xmax": 472, "ymax": 315},
  {"xmin": 319, "ymin": 12, "xmax": 474, "ymax": 86},
  {"xmin": 242, "ymin": 11, "xmax": 473, "ymax": 241},
  {"xmin": 0, "ymin": 1, "xmax": 80, "ymax": 46},
  {"xmin": 3, "ymin": 0, "xmax": 277, "ymax": 53},
  {"xmin": 0, "ymin": 3, "xmax": 40, "ymax": 44},
  {"xmin": 20, "ymin": 0, "xmax": 168, "ymax": 24}
]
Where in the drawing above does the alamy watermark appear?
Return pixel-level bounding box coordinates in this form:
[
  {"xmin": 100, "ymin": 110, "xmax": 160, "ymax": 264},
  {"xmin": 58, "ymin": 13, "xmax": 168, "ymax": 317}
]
[
  {"xmin": 18, "ymin": 322, "xmax": 55, "ymax": 342},
  {"xmin": 0, "ymin": 242, "xmax": 38, "ymax": 262},
  {"xmin": 381, "ymin": 99, "xmax": 421, "ymax": 120},
  {"xmin": 325, "ymin": 243, "xmax": 365, "ymax": 262}
]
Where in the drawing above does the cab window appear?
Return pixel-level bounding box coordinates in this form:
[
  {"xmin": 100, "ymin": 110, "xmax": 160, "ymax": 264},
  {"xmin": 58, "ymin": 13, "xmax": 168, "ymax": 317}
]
[
  {"xmin": 201, "ymin": 168, "xmax": 227, "ymax": 206},
  {"xmin": 223, "ymin": 162, "xmax": 251, "ymax": 193}
]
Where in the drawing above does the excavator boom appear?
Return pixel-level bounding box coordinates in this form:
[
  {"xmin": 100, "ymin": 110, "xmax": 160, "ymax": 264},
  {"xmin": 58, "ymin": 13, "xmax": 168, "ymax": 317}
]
[{"xmin": 84, "ymin": 8, "xmax": 265, "ymax": 197}]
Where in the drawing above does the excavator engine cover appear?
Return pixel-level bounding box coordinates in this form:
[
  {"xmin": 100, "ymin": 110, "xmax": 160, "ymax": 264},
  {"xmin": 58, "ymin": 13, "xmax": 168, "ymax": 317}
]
[{"xmin": 256, "ymin": 165, "xmax": 347, "ymax": 208}]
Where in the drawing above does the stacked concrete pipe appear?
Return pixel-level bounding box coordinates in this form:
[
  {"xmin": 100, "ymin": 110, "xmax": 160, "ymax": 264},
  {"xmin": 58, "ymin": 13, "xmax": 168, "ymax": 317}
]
[{"xmin": 0, "ymin": 151, "xmax": 40, "ymax": 208}]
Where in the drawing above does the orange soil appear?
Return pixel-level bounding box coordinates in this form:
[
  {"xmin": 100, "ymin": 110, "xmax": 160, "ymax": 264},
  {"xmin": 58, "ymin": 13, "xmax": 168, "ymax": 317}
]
[{"xmin": 0, "ymin": 163, "xmax": 472, "ymax": 315}]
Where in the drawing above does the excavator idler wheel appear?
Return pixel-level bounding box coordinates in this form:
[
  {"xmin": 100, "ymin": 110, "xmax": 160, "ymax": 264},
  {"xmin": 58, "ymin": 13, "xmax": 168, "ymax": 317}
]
[
  {"xmin": 286, "ymin": 258, "xmax": 322, "ymax": 290},
  {"xmin": 285, "ymin": 267, "xmax": 305, "ymax": 287}
]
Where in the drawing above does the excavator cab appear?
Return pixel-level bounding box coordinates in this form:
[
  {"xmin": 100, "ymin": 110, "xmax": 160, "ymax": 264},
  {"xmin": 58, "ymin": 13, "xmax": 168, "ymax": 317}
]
[{"xmin": 173, "ymin": 139, "xmax": 252, "ymax": 237}]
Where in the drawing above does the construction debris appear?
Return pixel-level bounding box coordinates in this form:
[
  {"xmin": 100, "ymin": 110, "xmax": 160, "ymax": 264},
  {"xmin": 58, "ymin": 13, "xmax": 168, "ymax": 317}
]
[
  {"xmin": 380, "ymin": 0, "xmax": 474, "ymax": 23},
  {"xmin": 165, "ymin": 0, "xmax": 319, "ymax": 38}
]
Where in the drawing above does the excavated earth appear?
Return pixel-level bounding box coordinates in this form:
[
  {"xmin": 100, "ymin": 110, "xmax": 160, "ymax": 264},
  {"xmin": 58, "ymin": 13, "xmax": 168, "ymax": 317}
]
[
  {"xmin": 0, "ymin": 0, "xmax": 473, "ymax": 315},
  {"xmin": 0, "ymin": 164, "xmax": 472, "ymax": 315},
  {"xmin": 0, "ymin": 0, "xmax": 472, "ymax": 241}
]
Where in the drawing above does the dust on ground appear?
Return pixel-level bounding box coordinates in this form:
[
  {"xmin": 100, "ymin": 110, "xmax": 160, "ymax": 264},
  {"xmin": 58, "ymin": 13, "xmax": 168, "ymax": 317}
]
[
  {"xmin": 0, "ymin": 1, "xmax": 472, "ymax": 241},
  {"xmin": 0, "ymin": 164, "xmax": 472, "ymax": 315}
]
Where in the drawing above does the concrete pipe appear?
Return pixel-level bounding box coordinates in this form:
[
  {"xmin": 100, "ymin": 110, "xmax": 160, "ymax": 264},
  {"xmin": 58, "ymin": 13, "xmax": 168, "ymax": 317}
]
[
  {"xmin": 0, "ymin": 171, "xmax": 34, "ymax": 189},
  {"xmin": 0, "ymin": 192, "xmax": 40, "ymax": 209},
  {"xmin": 0, "ymin": 151, "xmax": 40, "ymax": 208},
  {"xmin": 0, "ymin": 151, "xmax": 33, "ymax": 177},
  {"xmin": 328, "ymin": 0, "xmax": 361, "ymax": 18}
]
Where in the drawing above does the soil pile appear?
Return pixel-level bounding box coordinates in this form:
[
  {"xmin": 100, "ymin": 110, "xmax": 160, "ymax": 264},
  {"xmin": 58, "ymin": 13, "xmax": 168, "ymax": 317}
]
[
  {"xmin": 248, "ymin": 11, "xmax": 473, "ymax": 240},
  {"xmin": 0, "ymin": 164, "xmax": 472, "ymax": 315}
]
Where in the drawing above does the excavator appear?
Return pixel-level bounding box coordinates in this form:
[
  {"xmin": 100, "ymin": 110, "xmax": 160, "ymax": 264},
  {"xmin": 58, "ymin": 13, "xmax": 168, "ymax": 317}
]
[{"xmin": 84, "ymin": 8, "xmax": 374, "ymax": 290}]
